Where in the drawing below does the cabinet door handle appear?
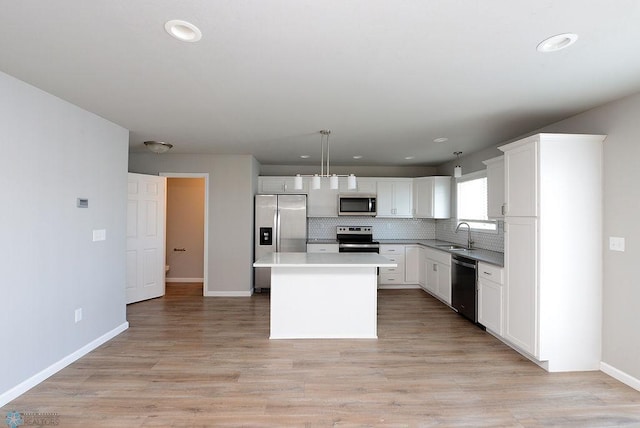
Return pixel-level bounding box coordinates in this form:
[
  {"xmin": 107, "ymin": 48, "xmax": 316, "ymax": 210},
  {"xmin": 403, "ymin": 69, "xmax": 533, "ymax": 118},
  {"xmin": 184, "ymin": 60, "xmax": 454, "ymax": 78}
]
[
  {"xmin": 483, "ymin": 271, "xmax": 491, "ymax": 275},
  {"xmin": 502, "ymin": 204, "xmax": 507, "ymax": 215}
]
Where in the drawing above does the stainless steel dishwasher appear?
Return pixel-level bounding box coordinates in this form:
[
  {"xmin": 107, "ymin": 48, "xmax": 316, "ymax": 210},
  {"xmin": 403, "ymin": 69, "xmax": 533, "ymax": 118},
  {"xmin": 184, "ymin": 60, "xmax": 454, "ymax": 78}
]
[{"xmin": 451, "ymin": 254, "xmax": 478, "ymax": 323}]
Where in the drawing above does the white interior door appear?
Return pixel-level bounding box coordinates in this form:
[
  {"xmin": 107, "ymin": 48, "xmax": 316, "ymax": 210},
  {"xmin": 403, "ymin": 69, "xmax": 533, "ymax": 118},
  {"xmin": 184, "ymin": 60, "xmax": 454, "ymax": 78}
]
[{"xmin": 126, "ymin": 173, "xmax": 167, "ymax": 304}]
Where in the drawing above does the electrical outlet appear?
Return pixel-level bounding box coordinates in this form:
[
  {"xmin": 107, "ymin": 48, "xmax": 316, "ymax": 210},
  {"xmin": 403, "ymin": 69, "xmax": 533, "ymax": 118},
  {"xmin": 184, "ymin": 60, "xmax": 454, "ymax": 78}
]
[
  {"xmin": 75, "ymin": 308, "xmax": 82, "ymax": 323},
  {"xmin": 609, "ymin": 236, "xmax": 625, "ymax": 252},
  {"xmin": 92, "ymin": 229, "xmax": 106, "ymax": 241}
]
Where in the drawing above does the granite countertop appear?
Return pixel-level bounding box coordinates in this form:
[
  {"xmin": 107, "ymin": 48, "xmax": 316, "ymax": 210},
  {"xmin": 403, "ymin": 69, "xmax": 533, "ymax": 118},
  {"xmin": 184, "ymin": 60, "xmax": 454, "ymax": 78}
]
[
  {"xmin": 306, "ymin": 239, "xmax": 339, "ymax": 245},
  {"xmin": 378, "ymin": 239, "xmax": 504, "ymax": 267}
]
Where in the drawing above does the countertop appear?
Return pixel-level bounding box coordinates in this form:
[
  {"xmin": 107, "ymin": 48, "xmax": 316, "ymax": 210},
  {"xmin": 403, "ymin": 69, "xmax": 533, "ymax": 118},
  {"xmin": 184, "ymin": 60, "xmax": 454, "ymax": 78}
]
[
  {"xmin": 254, "ymin": 252, "xmax": 397, "ymax": 268},
  {"xmin": 378, "ymin": 239, "xmax": 504, "ymax": 266},
  {"xmin": 305, "ymin": 239, "xmax": 504, "ymax": 267}
]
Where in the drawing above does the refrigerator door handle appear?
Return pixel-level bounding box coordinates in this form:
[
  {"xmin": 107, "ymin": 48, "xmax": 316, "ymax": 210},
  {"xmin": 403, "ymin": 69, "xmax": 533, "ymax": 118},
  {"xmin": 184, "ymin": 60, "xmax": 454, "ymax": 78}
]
[{"xmin": 275, "ymin": 208, "xmax": 281, "ymax": 251}]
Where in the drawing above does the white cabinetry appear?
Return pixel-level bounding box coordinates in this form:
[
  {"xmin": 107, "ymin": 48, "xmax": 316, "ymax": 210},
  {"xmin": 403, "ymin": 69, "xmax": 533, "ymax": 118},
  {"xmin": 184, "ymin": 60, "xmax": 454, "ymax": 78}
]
[
  {"xmin": 482, "ymin": 156, "xmax": 505, "ymax": 219},
  {"xmin": 376, "ymin": 179, "xmax": 413, "ymax": 218},
  {"xmin": 306, "ymin": 243, "xmax": 339, "ymax": 253},
  {"xmin": 499, "ymin": 133, "xmax": 605, "ymax": 372},
  {"xmin": 378, "ymin": 244, "xmax": 405, "ymax": 286},
  {"xmin": 307, "ymin": 184, "xmax": 338, "ymax": 217},
  {"xmin": 339, "ymin": 177, "xmax": 377, "ymax": 194},
  {"xmin": 259, "ymin": 176, "xmax": 307, "ymax": 194},
  {"xmin": 404, "ymin": 245, "xmax": 421, "ymax": 284},
  {"xmin": 423, "ymin": 248, "xmax": 452, "ymax": 304},
  {"xmin": 412, "ymin": 176, "xmax": 451, "ymax": 219},
  {"xmin": 477, "ymin": 262, "xmax": 504, "ymax": 336}
]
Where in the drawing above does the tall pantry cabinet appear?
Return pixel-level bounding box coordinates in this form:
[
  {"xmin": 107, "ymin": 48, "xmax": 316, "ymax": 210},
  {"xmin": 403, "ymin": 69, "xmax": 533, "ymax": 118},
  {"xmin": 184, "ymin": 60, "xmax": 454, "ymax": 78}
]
[{"xmin": 499, "ymin": 133, "xmax": 605, "ymax": 372}]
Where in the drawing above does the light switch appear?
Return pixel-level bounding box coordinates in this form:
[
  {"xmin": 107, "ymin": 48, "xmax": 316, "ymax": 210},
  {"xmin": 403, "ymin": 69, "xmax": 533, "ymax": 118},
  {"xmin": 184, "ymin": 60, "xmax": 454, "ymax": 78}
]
[
  {"xmin": 609, "ymin": 236, "xmax": 625, "ymax": 252},
  {"xmin": 92, "ymin": 229, "xmax": 106, "ymax": 242}
]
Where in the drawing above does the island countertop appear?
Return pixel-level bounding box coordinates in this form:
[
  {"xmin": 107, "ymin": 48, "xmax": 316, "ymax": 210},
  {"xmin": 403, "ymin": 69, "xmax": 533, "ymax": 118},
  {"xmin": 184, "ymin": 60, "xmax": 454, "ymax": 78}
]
[{"xmin": 253, "ymin": 252, "xmax": 397, "ymax": 268}]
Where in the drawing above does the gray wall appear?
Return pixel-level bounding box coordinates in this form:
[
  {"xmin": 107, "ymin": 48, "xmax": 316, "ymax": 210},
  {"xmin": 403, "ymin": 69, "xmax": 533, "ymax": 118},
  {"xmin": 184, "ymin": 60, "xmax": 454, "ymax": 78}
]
[
  {"xmin": 0, "ymin": 71, "xmax": 129, "ymax": 397},
  {"xmin": 129, "ymin": 154, "xmax": 258, "ymax": 295},
  {"xmin": 439, "ymin": 91, "xmax": 640, "ymax": 381}
]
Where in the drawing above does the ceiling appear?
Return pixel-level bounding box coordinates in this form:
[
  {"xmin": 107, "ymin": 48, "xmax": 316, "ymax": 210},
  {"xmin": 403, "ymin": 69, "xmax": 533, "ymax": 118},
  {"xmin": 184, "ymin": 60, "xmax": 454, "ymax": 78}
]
[{"xmin": 2, "ymin": 1, "xmax": 640, "ymax": 167}]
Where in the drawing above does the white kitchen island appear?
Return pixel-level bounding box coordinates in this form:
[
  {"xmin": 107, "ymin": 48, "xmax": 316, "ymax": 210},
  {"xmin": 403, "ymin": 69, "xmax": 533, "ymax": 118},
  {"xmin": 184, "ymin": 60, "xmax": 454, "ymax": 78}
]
[{"xmin": 253, "ymin": 252, "xmax": 396, "ymax": 339}]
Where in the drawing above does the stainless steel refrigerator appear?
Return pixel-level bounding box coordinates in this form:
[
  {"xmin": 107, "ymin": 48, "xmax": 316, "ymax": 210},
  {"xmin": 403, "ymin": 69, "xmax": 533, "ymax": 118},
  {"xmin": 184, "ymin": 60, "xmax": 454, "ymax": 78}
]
[{"xmin": 254, "ymin": 194, "xmax": 307, "ymax": 291}]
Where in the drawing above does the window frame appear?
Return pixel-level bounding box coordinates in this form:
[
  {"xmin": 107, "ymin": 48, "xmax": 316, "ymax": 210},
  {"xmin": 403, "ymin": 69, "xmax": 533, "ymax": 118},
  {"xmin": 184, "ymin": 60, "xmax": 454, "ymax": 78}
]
[{"xmin": 455, "ymin": 170, "xmax": 498, "ymax": 233}]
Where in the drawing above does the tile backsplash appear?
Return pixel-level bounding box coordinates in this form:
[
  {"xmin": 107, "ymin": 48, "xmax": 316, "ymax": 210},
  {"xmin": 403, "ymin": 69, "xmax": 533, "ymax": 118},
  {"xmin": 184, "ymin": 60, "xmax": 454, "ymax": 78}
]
[
  {"xmin": 308, "ymin": 217, "xmax": 504, "ymax": 253},
  {"xmin": 308, "ymin": 217, "xmax": 436, "ymax": 240},
  {"xmin": 435, "ymin": 219, "xmax": 504, "ymax": 252}
]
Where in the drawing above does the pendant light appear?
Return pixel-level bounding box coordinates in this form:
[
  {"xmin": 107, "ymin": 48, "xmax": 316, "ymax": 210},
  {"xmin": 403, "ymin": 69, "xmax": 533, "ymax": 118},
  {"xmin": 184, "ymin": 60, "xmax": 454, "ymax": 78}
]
[
  {"xmin": 293, "ymin": 130, "xmax": 357, "ymax": 190},
  {"xmin": 454, "ymin": 151, "xmax": 462, "ymax": 178}
]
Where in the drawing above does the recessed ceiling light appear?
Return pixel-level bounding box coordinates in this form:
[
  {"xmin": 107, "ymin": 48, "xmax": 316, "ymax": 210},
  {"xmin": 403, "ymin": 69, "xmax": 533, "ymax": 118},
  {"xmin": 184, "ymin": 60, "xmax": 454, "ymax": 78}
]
[
  {"xmin": 537, "ymin": 33, "xmax": 578, "ymax": 52},
  {"xmin": 164, "ymin": 19, "xmax": 202, "ymax": 42},
  {"xmin": 353, "ymin": 155, "xmax": 363, "ymax": 159},
  {"xmin": 404, "ymin": 156, "xmax": 415, "ymax": 160},
  {"xmin": 433, "ymin": 137, "xmax": 448, "ymax": 143},
  {"xmin": 300, "ymin": 155, "xmax": 310, "ymax": 159}
]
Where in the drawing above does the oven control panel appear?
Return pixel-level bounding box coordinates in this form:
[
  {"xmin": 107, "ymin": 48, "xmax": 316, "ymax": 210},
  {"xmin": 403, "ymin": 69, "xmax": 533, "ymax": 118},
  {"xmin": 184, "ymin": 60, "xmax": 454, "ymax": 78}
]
[{"xmin": 337, "ymin": 226, "xmax": 372, "ymax": 234}]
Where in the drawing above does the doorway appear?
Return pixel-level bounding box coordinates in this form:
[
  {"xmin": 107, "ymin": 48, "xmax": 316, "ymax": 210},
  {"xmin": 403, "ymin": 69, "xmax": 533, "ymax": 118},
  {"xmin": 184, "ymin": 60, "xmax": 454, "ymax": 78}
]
[{"xmin": 161, "ymin": 173, "xmax": 209, "ymax": 295}]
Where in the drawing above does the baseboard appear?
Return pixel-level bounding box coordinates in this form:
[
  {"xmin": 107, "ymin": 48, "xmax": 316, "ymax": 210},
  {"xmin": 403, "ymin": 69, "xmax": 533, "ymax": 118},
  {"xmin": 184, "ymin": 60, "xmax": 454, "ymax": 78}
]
[
  {"xmin": 601, "ymin": 362, "xmax": 640, "ymax": 392},
  {"xmin": 165, "ymin": 277, "xmax": 204, "ymax": 283},
  {"xmin": 377, "ymin": 284, "xmax": 421, "ymax": 290},
  {"xmin": 0, "ymin": 322, "xmax": 129, "ymax": 407},
  {"xmin": 204, "ymin": 290, "xmax": 253, "ymax": 297}
]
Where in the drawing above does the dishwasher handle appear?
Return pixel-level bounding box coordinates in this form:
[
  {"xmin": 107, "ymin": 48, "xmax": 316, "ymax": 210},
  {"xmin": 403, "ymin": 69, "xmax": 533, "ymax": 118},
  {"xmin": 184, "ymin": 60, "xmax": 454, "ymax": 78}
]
[{"xmin": 452, "ymin": 257, "xmax": 477, "ymax": 270}]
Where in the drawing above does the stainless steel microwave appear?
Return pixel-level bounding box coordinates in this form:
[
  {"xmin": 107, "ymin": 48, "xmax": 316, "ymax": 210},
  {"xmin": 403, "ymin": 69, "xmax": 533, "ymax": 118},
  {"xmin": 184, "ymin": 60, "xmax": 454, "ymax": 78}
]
[{"xmin": 338, "ymin": 195, "xmax": 377, "ymax": 216}]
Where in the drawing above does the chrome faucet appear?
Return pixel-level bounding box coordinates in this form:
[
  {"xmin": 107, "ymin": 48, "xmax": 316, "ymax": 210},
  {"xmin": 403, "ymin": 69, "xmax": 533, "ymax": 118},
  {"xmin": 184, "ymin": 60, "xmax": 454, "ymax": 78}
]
[{"xmin": 455, "ymin": 222, "xmax": 473, "ymax": 249}]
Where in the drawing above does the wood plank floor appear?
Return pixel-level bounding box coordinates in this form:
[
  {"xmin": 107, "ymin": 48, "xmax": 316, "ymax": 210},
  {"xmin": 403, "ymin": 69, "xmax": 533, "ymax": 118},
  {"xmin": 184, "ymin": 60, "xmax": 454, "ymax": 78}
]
[{"xmin": 3, "ymin": 284, "xmax": 640, "ymax": 427}]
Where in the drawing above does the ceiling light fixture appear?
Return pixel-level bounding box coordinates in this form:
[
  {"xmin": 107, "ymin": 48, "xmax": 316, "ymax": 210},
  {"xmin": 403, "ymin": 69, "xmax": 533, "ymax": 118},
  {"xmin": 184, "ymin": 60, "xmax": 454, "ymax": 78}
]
[
  {"xmin": 164, "ymin": 19, "xmax": 202, "ymax": 42},
  {"xmin": 405, "ymin": 156, "xmax": 415, "ymax": 160},
  {"xmin": 300, "ymin": 155, "xmax": 310, "ymax": 159},
  {"xmin": 352, "ymin": 155, "xmax": 363, "ymax": 160},
  {"xmin": 144, "ymin": 140, "xmax": 173, "ymax": 154},
  {"xmin": 536, "ymin": 33, "xmax": 578, "ymax": 52},
  {"xmin": 434, "ymin": 137, "xmax": 449, "ymax": 143},
  {"xmin": 453, "ymin": 151, "xmax": 463, "ymax": 178},
  {"xmin": 293, "ymin": 130, "xmax": 357, "ymax": 191}
]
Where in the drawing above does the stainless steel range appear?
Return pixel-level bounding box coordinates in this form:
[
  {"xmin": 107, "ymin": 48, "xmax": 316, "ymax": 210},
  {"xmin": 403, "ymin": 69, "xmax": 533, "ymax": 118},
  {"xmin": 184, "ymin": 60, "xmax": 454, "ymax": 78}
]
[{"xmin": 336, "ymin": 226, "xmax": 380, "ymax": 253}]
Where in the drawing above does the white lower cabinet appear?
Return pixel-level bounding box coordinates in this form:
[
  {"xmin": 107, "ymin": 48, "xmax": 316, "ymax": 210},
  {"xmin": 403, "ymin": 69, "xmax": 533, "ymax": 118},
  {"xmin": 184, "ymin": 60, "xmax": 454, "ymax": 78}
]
[
  {"xmin": 404, "ymin": 245, "xmax": 421, "ymax": 284},
  {"xmin": 423, "ymin": 248, "xmax": 452, "ymax": 304},
  {"xmin": 378, "ymin": 244, "xmax": 405, "ymax": 286},
  {"xmin": 477, "ymin": 262, "xmax": 504, "ymax": 336}
]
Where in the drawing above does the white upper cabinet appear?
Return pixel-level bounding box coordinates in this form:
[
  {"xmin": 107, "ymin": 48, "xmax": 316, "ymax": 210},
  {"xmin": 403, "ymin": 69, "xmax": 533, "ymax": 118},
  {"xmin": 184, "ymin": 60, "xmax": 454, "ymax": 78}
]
[
  {"xmin": 376, "ymin": 179, "xmax": 413, "ymax": 218},
  {"xmin": 307, "ymin": 185, "xmax": 338, "ymax": 217},
  {"xmin": 503, "ymin": 141, "xmax": 537, "ymax": 217},
  {"xmin": 259, "ymin": 176, "xmax": 308, "ymax": 194},
  {"xmin": 339, "ymin": 176, "xmax": 377, "ymax": 194},
  {"xmin": 412, "ymin": 176, "xmax": 451, "ymax": 219},
  {"xmin": 482, "ymin": 156, "xmax": 505, "ymax": 219}
]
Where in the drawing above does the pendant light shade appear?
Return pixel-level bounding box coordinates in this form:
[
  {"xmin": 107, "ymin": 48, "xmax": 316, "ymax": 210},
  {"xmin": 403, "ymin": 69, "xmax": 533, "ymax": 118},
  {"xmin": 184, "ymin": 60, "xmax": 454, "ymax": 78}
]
[
  {"xmin": 348, "ymin": 174, "xmax": 357, "ymax": 190},
  {"xmin": 294, "ymin": 174, "xmax": 303, "ymax": 190},
  {"xmin": 329, "ymin": 174, "xmax": 339, "ymax": 190},
  {"xmin": 311, "ymin": 174, "xmax": 321, "ymax": 190}
]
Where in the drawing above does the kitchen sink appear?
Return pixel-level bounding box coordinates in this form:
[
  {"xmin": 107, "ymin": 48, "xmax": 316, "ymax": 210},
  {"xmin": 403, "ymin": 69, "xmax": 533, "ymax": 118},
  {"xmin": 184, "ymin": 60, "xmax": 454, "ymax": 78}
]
[{"xmin": 435, "ymin": 244, "xmax": 468, "ymax": 251}]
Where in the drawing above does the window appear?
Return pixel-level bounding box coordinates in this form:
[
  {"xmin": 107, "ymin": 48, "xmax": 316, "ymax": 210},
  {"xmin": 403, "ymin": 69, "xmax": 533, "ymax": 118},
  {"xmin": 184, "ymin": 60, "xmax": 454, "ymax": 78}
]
[{"xmin": 456, "ymin": 171, "xmax": 497, "ymax": 231}]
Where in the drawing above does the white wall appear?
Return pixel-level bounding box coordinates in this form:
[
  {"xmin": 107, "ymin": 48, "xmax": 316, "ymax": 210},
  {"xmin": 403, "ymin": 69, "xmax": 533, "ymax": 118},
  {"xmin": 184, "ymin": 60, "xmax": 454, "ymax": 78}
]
[
  {"xmin": 438, "ymin": 91, "xmax": 640, "ymax": 383},
  {"xmin": 0, "ymin": 71, "xmax": 129, "ymax": 403},
  {"xmin": 128, "ymin": 154, "xmax": 258, "ymax": 296}
]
